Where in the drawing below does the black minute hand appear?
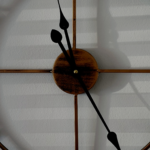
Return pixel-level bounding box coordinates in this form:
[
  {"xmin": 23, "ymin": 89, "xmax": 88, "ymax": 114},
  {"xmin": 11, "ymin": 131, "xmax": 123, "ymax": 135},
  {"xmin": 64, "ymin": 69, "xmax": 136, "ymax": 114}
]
[
  {"xmin": 76, "ymin": 74, "xmax": 121, "ymax": 150},
  {"xmin": 51, "ymin": 29, "xmax": 121, "ymax": 149},
  {"xmin": 51, "ymin": 1, "xmax": 121, "ymax": 149},
  {"xmin": 57, "ymin": 0, "xmax": 76, "ymax": 67}
]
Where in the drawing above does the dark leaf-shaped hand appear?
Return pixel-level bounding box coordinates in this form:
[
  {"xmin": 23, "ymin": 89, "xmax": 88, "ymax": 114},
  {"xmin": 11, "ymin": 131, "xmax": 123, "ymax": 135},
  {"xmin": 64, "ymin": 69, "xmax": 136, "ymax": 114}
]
[{"xmin": 51, "ymin": 29, "xmax": 62, "ymax": 43}]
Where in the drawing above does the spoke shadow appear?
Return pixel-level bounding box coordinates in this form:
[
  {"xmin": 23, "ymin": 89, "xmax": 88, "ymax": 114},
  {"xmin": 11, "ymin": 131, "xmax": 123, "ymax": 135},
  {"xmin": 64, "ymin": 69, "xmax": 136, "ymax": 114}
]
[{"xmin": 129, "ymin": 80, "xmax": 150, "ymax": 111}]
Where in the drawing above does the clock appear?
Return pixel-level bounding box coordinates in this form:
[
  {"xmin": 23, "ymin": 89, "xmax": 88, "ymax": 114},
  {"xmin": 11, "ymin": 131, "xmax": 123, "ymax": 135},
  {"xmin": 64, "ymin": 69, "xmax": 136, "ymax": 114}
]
[{"xmin": 0, "ymin": 0, "xmax": 150, "ymax": 150}]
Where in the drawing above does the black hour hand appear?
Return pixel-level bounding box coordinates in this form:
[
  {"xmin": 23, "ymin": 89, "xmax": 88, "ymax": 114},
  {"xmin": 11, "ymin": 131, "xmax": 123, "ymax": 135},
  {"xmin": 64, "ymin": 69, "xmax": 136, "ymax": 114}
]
[{"xmin": 51, "ymin": 29, "xmax": 73, "ymax": 68}]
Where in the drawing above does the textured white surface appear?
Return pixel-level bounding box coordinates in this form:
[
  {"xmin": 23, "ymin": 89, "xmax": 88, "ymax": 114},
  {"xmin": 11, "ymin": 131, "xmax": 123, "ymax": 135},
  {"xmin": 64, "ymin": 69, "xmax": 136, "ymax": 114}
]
[
  {"xmin": 109, "ymin": 5, "xmax": 150, "ymax": 17},
  {"xmin": 17, "ymin": 7, "xmax": 97, "ymax": 21}
]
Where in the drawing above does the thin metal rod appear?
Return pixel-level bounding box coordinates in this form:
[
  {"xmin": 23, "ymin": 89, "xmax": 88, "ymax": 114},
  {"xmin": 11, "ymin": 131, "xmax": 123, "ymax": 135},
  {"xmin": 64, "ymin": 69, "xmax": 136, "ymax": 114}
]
[
  {"xmin": 141, "ymin": 142, "xmax": 150, "ymax": 150},
  {"xmin": 2, "ymin": 69, "xmax": 150, "ymax": 74},
  {"xmin": 0, "ymin": 69, "xmax": 52, "ymax": 73},
  {"xmin": 97, "ymin": 69, "xmax": 150, "ymax": 73},
  {"xmin": 74, "ymin": 95, "xmax": 78, "ymax": 150},
  {"xmin": 73, "ymin": 0, "xmax": 76, "ymax": 50},
  {"xmin": 0, "ymin": 142, "xmax": 8, "ymax": 150}
]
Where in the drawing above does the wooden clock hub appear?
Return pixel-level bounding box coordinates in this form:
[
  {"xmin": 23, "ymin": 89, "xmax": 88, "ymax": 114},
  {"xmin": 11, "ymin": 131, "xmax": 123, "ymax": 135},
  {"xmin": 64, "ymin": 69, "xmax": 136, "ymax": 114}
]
[{"xmin": 53, "ymin": 49, "xmax": 99, "ymax": 95}]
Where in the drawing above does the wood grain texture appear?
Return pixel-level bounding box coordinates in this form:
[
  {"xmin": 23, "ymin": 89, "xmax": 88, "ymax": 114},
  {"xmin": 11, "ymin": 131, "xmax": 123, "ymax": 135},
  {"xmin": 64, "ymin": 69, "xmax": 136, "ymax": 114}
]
[
  {"xmin": 97, "ymin": 69, "xmax": 150, "ymax": 73},
  {"xmin": 53, "ymin": 49, "xmax": 99, "ymax": 94}
]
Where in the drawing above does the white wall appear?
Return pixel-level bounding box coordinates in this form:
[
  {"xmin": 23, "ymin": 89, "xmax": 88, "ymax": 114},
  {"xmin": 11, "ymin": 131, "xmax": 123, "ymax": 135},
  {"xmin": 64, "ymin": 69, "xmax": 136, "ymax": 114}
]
[{"xmin": 0, "ymin": 0, "xmax": 150, "ymax": 150}]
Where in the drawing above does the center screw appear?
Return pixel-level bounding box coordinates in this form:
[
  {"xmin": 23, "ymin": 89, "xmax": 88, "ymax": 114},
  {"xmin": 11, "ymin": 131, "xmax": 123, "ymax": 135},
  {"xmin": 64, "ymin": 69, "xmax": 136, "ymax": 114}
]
[{"xmin": 74, "ymin": 70, "xmax": 78, "ymax": 74}]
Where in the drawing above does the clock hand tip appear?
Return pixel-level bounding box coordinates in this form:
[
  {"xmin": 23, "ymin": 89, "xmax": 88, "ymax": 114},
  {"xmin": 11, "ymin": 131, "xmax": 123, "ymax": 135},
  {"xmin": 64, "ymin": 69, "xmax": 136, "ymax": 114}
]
[
  {"xmin": 107, "ymin": 132, "xmax": 121, "ymax": 150},
  {"xmin": 51, "ymin": 29, "xmax": 62, "ymax": 43},
  {"xmin": 59, "ymin": 15, "xmax": 69, "ymax": 30},
  {"xmin": 57, "ymin": 0, "xmax": 69, "ymax": 30}
]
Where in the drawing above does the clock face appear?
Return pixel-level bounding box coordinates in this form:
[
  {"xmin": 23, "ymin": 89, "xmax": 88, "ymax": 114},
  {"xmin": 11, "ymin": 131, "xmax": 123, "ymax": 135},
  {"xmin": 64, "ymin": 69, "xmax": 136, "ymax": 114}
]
[{"xmin": 0, "ymin": 0, "xmax": 150, "ymax": 150}]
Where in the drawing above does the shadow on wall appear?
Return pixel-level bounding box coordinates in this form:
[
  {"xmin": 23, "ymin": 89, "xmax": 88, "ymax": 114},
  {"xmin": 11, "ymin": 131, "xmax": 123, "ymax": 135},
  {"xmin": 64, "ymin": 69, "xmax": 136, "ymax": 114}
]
[
  {"xmin": 86, "ymin": 0, "xmax": 131, "ymax": 150},
  {"xmin": 89, "ymin": 0, "xmax": 150, "ymax": 150},
  {"xmin": 0, "ymin": 1, "xmax": 33, "ymax": 150}
]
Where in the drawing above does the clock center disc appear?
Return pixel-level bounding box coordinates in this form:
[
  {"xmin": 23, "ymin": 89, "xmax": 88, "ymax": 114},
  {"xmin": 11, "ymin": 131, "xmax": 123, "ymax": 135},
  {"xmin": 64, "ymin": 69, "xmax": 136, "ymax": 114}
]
[{"xmin": 53, "ymin": 49, "xmax": 99, "ymax": 95}]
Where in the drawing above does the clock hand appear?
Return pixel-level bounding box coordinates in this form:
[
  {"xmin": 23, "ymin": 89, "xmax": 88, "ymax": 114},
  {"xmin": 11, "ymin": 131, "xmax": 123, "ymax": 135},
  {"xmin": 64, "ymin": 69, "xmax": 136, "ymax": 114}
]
[
  {"xmin": 76, "ymin": 74, "xmax": 121, "ymax": 150},
  {"xmin": 51, "ymin": 29, "xmax": 74, "ymax": 68},
  {"xmin": 51, "ymin": 30, "xmax": 121, "ymax": 149},
  {"xmin": 52, "ymin": 2, "xmax": 121, "ymax": 149},
  {"xmin": 77, "ymin": 74, "xmax": 110, "ymax": 132},
  {"xmin": 57, "ymin": 0, "xmax": 76, "ymax": 67}
]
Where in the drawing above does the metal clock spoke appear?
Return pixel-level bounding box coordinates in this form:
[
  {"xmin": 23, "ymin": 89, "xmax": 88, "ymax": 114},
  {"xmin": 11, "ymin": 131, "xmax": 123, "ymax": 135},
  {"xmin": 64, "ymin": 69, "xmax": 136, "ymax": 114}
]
[
  {"xmin": 0, "ymin": 142, "xmax": 8, "ymax": 150},
  {"xmin": 97, "ymin": 69, "xmax": 150, "ymax": 73},
  {"xmin": 0, "ymin": 69, "xmax": 53, "ymax": 73},
  {"xmin": 74, "ymin": 95, "xmax": 78, "ymax": 150}
]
